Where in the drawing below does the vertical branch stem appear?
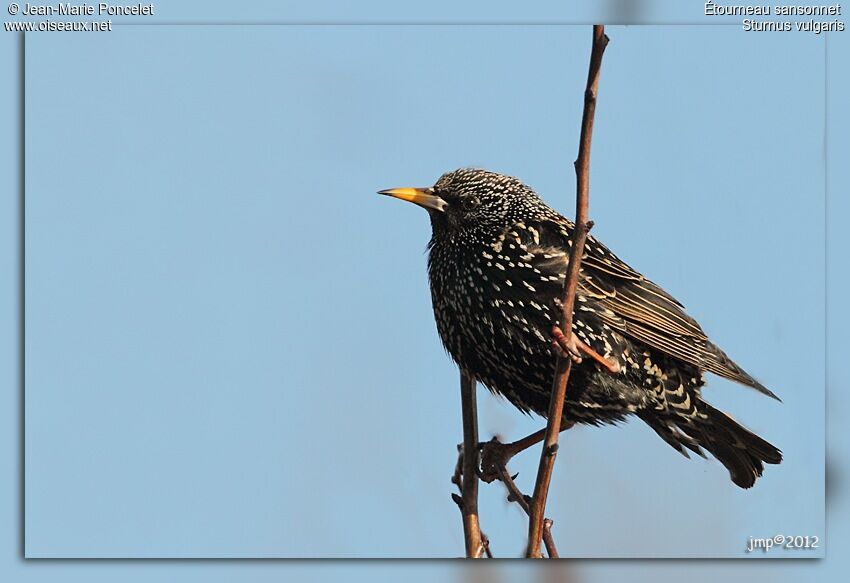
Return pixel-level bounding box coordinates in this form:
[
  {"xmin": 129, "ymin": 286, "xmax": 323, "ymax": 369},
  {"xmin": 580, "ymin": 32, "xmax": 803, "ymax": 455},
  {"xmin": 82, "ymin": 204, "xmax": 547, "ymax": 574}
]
[
  {"xmin": 459, "ymin": 369, "xmax": 484, "ymax": 558},
  {"xmin": 525, "ymin": 24, "xmax": 609, "ymax": 558}
]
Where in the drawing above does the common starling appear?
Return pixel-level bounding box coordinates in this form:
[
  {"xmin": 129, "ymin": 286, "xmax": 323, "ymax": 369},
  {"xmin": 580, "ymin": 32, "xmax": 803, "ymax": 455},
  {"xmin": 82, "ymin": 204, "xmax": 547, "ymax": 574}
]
[{"xmin": 380, "ymin": 168, "xmax": 781, "ymax": 488}]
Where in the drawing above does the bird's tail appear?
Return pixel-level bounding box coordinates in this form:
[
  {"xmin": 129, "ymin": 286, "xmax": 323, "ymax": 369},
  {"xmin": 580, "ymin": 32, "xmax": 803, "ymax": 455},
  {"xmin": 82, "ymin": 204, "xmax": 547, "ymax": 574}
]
[{"xmin": 641, "ymin": 401, "xmax": 782, "ymax": 489}]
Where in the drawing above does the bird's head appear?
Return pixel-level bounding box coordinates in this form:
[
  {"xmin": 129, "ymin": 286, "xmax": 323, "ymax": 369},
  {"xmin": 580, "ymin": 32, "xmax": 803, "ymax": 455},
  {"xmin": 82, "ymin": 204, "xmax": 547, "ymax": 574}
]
[{"xmin": 379, "ymin": 168, "xmax": 551, "ymax": 238}]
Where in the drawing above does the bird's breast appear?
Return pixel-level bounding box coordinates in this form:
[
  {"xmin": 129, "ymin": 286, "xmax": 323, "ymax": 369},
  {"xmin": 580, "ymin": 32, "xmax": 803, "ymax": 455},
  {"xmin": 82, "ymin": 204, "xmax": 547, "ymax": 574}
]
[{"xmin": 427, "ymin": 239, "xmax": 561, "ymax": 383}]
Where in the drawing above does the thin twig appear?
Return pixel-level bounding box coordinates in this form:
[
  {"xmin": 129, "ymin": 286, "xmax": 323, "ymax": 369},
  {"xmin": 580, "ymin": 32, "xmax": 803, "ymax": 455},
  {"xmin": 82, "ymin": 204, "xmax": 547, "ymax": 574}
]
[
  {"xmin": 452, "ymin": 441, "xmax": 493, "ymax": 558},
  {"xmin": 543, "ymin": 519, "xmax": 559, "ymax": 558},
  {"xmin": 495, "ymin": 464, "xmax": 559, "ymax": 558},
  {"xmin": 481, "ymin": 532, "xmax": 493, "ymax": 558},
  {"xmin": 497, "ymin": 465, "xmax": 530, "ymax": 513},
  {"xmin": 458, "ymin": 369, "xmax": 484, "ymax": 558},
  {"xmin": 526, "ymin": 24, "xmax": 609, "ymax": 558}
]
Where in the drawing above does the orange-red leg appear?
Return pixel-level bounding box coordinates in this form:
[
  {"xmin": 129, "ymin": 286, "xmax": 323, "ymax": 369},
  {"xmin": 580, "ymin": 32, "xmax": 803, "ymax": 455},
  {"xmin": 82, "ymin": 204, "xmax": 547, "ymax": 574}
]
[{"xmin": 551, "ymin": 326, "xmax": 621, "ymax": 374}]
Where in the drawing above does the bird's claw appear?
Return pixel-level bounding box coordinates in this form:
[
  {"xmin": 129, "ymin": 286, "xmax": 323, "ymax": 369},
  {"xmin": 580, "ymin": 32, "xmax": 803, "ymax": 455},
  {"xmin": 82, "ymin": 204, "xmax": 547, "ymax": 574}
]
[
  {"xmin": 551, "ymin": 326, "xmax": 622, "ymax": 374},
  {"xmin": 551, "ymin": 326, "xmax": 584, "ymax": 364},
  {"xmin": 477, "ymin": 437, "xmax": 516, "ymax": 484}
]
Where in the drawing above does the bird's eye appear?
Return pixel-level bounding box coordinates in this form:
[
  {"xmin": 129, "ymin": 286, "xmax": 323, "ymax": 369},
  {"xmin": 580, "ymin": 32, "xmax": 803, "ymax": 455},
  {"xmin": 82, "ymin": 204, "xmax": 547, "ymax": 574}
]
[{"xmin": 462, "ymin": 196, "xmax": 480, "ymax": 211}]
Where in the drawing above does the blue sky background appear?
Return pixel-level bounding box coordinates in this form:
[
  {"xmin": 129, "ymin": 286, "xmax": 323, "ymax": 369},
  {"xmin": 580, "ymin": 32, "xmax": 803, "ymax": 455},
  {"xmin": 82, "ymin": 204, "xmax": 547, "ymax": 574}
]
[
  {"xmin": 2, "ymin": 0, "xmax": 849, "ymax": 580},
  {"xmin": 23, "ymin": 23, "xmax": 824, "ymax": 558}
]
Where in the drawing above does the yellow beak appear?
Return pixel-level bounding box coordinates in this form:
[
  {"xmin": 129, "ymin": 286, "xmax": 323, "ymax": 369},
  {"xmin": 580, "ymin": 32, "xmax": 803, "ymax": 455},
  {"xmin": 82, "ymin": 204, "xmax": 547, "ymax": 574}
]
[{"xmin": 378, "ymin": 187, "xmax": 448, "ymax": 213}]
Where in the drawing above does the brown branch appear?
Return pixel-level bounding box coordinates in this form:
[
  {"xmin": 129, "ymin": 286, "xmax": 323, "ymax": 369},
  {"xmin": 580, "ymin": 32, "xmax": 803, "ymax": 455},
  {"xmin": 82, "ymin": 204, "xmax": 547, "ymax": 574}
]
[
  {"xmin": 543, "ymin": 519, "xmax": 559, "ymax": 558},
  {"xmin": 480, "ymin": 532, "xmax": 493, "ymax": 558},
  {"xmin": 494, "ymin": 463, "xmax": 558, "ymax": 558},
  {"xmin": 497, "ymin": 465, "xmax": 530, "ymax": 514},
  {"xmin": 457, "ymin": 369, "xmax": 485, "ymax": 558},
  {"xmin": 525, "ymin": 24, "xmax": 609, "ymax": 558}
]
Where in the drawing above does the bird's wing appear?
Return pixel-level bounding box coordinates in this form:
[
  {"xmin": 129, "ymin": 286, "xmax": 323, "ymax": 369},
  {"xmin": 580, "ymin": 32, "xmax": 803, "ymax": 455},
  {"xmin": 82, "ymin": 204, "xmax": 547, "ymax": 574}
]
[{"xmin": 523, "ymin": 218, "xmax": 778, "ymax": 400}]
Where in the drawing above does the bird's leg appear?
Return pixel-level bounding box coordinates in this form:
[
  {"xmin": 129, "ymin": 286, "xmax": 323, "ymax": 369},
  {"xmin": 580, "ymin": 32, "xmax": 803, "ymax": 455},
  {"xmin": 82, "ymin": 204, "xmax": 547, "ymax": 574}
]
[
  {"xmin": 551, "ymin": 326, "xmax": 584, "ymax": 364},
  {"xmin": 478, "ymin": 421, "xmax": 574, "ymax": 483},
  {"xmin": 551, "ymin": 325, "xmax": 621, "ymax": 374}
]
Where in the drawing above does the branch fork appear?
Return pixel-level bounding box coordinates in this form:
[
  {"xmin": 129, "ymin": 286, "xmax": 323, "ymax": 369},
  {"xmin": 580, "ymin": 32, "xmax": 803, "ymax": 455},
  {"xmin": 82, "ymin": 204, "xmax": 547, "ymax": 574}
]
[{"xmin": 453, "ymin": 24, "xmax": 609, "ymax": 559}]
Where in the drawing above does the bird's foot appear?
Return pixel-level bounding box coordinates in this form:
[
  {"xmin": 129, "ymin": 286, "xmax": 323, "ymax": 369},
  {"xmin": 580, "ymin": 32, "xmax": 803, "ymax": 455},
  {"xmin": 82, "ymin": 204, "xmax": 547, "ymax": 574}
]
[
  {"xmin": 551, "ymin": 326, "xmax": 621, "ymax": 374},
  {"xmin": 551, "ymin": 326, "xmax": 584, "ymax": 364},
  {"xmin": 478, "ymin": 437, "xmax": 520, "ymax": 484}
]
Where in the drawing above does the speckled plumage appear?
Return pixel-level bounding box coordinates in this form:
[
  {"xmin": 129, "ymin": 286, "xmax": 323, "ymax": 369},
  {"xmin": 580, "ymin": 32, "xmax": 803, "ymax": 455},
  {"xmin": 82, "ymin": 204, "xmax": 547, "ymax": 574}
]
[{"xmin": 386, "ymin": 168, "xmax": 781, "ymax": 488}]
